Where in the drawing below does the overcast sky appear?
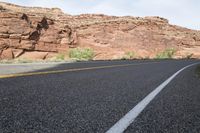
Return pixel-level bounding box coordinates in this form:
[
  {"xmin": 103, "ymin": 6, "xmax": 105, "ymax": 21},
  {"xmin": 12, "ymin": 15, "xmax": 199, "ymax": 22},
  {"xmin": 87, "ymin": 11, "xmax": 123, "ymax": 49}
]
[{"xmin": 1, "ymin": 0, "xmax": 199, "ymax": 30}]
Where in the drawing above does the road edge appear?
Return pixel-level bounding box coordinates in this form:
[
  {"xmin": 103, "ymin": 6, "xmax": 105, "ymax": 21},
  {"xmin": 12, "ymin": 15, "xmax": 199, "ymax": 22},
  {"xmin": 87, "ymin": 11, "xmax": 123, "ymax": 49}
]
[{"xmin": 106, "ymin": 62, "xmax": 200, "ymax": 133}]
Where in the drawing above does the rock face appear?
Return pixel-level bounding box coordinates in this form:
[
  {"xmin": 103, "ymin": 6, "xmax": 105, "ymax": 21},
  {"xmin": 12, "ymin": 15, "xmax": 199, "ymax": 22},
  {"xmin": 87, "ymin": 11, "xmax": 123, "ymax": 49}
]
[{"xmin": 0, "ymin": 2, "xmax": 200, "ymax": 60}]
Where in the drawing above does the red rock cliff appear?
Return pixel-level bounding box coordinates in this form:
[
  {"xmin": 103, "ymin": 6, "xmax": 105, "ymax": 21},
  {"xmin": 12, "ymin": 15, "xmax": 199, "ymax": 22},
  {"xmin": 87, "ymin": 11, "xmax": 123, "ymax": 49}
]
[{"xmin": 0, "ymin": 2, "xmax": 200, "ymax": 60}]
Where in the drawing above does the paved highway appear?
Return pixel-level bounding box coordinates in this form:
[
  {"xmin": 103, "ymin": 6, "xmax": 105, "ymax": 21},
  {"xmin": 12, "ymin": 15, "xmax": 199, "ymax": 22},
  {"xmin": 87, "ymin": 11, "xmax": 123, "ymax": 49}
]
[{"xmin": 0, "ymin": 60, "xmax": 199, "ymax": 133}]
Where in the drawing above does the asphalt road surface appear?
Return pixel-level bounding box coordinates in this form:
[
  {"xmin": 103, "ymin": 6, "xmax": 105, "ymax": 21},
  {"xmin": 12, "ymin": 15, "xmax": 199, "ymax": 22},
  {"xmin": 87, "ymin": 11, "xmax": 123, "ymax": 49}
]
[{"xmin": 0, "ymin": 60, "xmax": 199, "ymax": 133}]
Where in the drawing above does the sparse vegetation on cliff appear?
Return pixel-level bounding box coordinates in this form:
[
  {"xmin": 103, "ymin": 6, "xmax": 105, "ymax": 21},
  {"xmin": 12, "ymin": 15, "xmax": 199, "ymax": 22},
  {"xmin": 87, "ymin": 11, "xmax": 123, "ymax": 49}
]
[
  {"xmin": 156, "ymin": 48, "xmax": 176, "ymax": 59},
  {"xmin": 122, "ymin": 52, "xmax": 135, "ymax": 60},
  {"xmin": 69, "ymin": 48, "xmax": 94, "ymax": 61},
  {"xmin": 0, "ymin": 58, "xmax": 33, "ymax": 64},
  {"xmin": 186, "ymin": 53, "xmax": 193, "ymax": 59},
  {"xmin": 56, "ymin": 53, "xmax": 65, "ymax": 61}
]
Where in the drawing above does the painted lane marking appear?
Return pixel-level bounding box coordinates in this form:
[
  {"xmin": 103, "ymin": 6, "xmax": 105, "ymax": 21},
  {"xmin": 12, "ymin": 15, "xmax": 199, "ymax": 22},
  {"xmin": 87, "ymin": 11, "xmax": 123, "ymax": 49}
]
[
  {"xmin": 106, "ymin": 62, "xmax": 199, "ymax": 133},
  {"xmin": 0, "ymin": 62, "xmax": 159, "ymax": 79}
]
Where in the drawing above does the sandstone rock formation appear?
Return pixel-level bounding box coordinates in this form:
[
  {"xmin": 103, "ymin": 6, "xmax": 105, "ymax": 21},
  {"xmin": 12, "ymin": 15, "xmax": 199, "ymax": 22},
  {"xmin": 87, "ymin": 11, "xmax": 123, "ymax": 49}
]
[{"xmin": 0, "ymin": 2, "xmax": 200, "ymax": 60}]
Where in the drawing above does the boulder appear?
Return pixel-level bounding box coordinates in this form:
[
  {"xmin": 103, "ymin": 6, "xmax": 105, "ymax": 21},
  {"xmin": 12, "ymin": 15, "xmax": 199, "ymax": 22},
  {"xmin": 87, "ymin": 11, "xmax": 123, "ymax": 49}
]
[
  {"xmin": 19, "ymin": 40, "xmax": 35, "ymax": 50},
  {"xmin": 1, "ymin": 48, "xmax": 14, "ymax": 59},
  {"xmin": 12, "ymin": 49, "xmax": 24, "ymax": 58},
  {"xmin": 18, "ymin": 51, "xmax": 48, "ymax": 60}
]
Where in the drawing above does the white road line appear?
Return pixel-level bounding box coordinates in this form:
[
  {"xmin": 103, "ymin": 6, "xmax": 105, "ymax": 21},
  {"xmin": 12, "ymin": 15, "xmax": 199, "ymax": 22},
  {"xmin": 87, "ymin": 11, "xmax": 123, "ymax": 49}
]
[{"xmin": 106, "ymin": 62, "xmax": 199, "ymax": 133}]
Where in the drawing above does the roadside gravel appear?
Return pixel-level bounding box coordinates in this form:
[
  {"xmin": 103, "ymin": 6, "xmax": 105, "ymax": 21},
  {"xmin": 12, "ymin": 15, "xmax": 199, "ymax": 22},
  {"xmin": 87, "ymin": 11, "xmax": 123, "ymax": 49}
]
[{"xmin": 0, "ymin": 62, "xmax": 72, "ymax": 75}]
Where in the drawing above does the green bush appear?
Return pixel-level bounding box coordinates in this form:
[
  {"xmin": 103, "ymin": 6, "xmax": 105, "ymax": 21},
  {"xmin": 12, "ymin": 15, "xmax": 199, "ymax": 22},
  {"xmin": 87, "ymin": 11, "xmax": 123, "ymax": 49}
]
[
  {"xmin": 12, "ymin": 58, "xmax": 33, "ymax": 63},
  {"xmin": 56, "ymin": 53, "xmax": 65, "ymax": 60},
  {"xmin": 156, "ymin": 48, "xmax": 176, "ymax": 59},
  {"xmin": 122, "ymin": 52, "xmax": 135, "ymax": 60},
  {"xmin": 143, "ymin": 56, "xmax": 150, "ymax": 60},
  {"xmin": 69, "ymin": 48, "xmax": 94, "ymax": 61}
]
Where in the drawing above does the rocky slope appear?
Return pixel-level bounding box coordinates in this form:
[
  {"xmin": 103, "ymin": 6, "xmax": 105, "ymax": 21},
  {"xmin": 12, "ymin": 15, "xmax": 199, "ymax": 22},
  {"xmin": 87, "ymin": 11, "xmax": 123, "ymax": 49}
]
[{"xmin": 0, "ymin": 2, "xmax": 200, "ymax": 60}]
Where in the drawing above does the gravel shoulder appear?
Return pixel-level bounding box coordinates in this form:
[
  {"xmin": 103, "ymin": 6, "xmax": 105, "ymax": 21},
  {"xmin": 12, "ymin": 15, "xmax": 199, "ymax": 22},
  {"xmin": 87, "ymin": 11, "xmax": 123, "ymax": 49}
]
[{"xmin": 0, "ymin": 62, "xmax": 70, "ymax": 75}]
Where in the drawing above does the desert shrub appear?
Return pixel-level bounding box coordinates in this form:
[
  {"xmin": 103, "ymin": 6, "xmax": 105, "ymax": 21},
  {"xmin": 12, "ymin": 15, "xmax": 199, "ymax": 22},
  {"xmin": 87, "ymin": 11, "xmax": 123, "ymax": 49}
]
[
  {"xmin": 122, "ymin": 52, "xmax": 135, "ymax": 60},
  {"xmin": 186, "ymin": 53, "xmax": 193, "ymax": 59},
  {"xmin": 56, "ymin": 53, "xmax": 65, "ymax": 60},
  {"xmin": 11, "ymin": 58, "xmax": 34, "ymax": 63},
  {"xmin": 156, "ymin": 48, "xmax": 176, "ymax": 59},
  {"xmin": 69, "ymin": 48, "xmax": 94, "ymax": 61},
  {"xmin": 143, "ymin": 56, "xmax": 150, "ymax": 60},
  {"xmin": 0, "ymin": 59, "xmax": 13, "ymax": 64},
  {"xmin": 17, "ymin": 59, "xmax": 33, "ymax": 63}
]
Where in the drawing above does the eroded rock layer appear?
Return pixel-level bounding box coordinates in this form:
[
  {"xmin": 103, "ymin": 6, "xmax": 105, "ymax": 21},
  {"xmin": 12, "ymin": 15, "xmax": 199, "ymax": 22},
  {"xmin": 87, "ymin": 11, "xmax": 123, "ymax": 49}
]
[{"xmin": 0, "ymin": 2, "xmax": 200, "ymax": 60}]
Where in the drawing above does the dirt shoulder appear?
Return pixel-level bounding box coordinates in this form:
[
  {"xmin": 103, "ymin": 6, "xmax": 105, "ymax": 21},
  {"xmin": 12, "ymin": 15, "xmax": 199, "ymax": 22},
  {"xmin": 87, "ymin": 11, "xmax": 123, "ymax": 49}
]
[{"xmin": 0, "ymin": 62, "xmax": 69, "ymax": 75}]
